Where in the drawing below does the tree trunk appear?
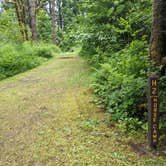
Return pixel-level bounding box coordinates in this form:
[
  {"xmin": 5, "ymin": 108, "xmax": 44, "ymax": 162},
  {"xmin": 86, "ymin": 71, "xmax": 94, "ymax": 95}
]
[
  {"xmin": 13, "ymin": 0, "xmax": 25, "ymax": 40},
  {"xmin": 57, "ymin": 0, "xmax": 64, "ymax": 30},
  {"xmin": 150, "ymin": 0, "xmax": 166, "ymax": 67},
  {"xmin": 51, "ymin": 0, "xmax": 56, "ymax": 44},
  {"xmin": 48, "ymin": 0, "xmax": 52, "ymax": 15},
  {"xmin": 20, "ymin": 0, "xmax": 29, "ymax": 40},
  {"xmin": 29, "ymin": 0, "xmax": 37, "ymax": 41}
]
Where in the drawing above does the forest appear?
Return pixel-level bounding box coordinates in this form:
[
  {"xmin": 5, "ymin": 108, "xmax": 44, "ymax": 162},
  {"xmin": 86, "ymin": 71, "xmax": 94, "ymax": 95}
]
[{"xmin": 0, "ymin": 0, "xmax": 166, "ymax": 165}]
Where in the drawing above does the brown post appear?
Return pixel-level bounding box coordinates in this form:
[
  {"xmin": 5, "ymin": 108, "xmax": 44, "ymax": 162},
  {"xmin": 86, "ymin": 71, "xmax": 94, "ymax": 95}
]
[{"xmin": 148, "ymin": 75, "xmax": 159, "ymax": 149}]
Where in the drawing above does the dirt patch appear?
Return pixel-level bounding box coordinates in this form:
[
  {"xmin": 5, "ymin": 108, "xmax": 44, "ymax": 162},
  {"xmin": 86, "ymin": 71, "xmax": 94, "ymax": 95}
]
[
  {"xmin": 18, "ymin": 76, "xmax": 41, "ymax": 84},
  {"xmin": 1, "ymin": 107, "xmax": 48, "ymax": 146},
  {"xmin": 58, "ymin": 56, "xmax": 76, "ymax": 59},
  {"xmin": 0, "ymin": 83, "xmax": 16, "ymax": 91},
  {"xmin": 128, "ymin": 141, "xmax": 166, "ymax": 157},
  {"xmin": 128, "ymin": 142, "xmax": 148, "ymax": 156}
]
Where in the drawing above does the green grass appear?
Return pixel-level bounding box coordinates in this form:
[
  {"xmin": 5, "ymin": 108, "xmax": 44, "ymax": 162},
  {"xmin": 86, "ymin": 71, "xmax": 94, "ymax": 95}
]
[{"xmin": 0, "ymin": 54, "xmax": 165, "ymax": 165}]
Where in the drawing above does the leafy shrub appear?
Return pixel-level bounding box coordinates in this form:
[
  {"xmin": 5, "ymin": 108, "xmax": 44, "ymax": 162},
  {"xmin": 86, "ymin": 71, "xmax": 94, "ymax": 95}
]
[
  {"xmin": 0, "ymin": 42, "xmax": 61, "ymax": 80},
  {"xmin": 35, "ymin": 45, "xmax": 53, "ymax": 58},
  {"xmin": 21, "ymin": 42, "xmax": 61, "ymax": 58},
  {"xmin": 47, "ymin": 44, "xmax": 61, "ymax": 54},
  {"xmin": 0, "ymin": 43, "xmax": 41, "ymax": 79},
  {"xmin": 76, "ymin": 0, "xmax": 159, "ymax": 131},
  {"xmin": 92, "ymin": 40, "xmax": 154, "ymax": 129},
  {"xmin": 35, "ymin": 44, "xmax": 61, "ymax": 58}
]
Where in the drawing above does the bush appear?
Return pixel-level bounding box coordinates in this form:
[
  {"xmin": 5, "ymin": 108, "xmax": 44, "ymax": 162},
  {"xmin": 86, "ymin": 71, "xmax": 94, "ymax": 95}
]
[
  {"xmin": 35, "ymin": 45, "xmax": 53, "ymax": 58},
  {"xmin": 92, "ymin": 40, "xmax": 154, "ymax": 129},
  {"xmin": 47, "ymin": 44, "xmax": 61, "ymax": 54},
  {"xmin": 77, "ymin": 0, "xmax": 157, "ymax": 131},
  {"xmin": 0, "ymin": 42, "xmax": 61, "ymax": 80},
  {"xmin": 34, "ymin": 43, "xmax": 61, "ymax": 58},
  {"xmin": 0, "ymin": 43, "xmax": 41, "ymax": 79}
]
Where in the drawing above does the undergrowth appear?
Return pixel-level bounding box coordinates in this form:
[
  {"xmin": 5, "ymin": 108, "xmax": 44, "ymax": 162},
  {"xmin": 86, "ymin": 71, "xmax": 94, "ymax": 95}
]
[
  {"xmin": 77, "ymin": 0, "xmax": 166, "ymax": 133},
  {"xmin": 0, "ymin": 42, "xmax": 61, "ymax": 80}
]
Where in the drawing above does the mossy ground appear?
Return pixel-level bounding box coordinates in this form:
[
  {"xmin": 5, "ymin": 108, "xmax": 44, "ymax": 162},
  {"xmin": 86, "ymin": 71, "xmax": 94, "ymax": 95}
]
[{"xmin": 0, "ymin": 54, "xmax": 165, "ymax": 165}]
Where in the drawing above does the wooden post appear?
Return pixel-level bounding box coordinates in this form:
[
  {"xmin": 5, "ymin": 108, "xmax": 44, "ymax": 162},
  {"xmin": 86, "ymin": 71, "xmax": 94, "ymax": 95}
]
[{"xmin": 148, "ymin": 75, "xmax": 160, "ymax": 149}]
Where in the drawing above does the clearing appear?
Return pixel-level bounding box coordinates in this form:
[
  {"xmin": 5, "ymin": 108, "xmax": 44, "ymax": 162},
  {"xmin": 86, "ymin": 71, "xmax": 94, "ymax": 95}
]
[{"xmin": 0, "ymin": 54, "xmax": 165, "ymax": 165}]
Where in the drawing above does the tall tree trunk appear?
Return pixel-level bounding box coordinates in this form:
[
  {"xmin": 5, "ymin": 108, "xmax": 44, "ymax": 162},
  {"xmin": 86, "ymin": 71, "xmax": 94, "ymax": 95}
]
[
  {"xmin": 13, "ymin": 0, "xmax": 25, "ymax": 40},
  {"xmin": 20, "ymin": 0, "xmax": 29, "ymax": 40},
  {"xmin": 58, "ymin": 0, "xmax": 64, "ymax": 30},
  {"xmin": 29, "ymin": 0, "xmax": 37, "ymax": 41},
  {"xmin": 150, "ymin": 0, "xmax": 166, "ymax": 68},
  {"xmin": 59, "ymin": 13, "xmax": 64, "ymax": 30},
  {"xmin": 48, "ymin": 0, "xmax": 52, "ymax": 15},
  {"xmin": 51, "ymin": 0, "xmax": 56, "ymax": 44}
]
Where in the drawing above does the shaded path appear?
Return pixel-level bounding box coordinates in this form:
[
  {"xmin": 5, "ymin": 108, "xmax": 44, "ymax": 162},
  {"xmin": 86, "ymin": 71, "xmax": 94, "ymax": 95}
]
[{"xmin": 0, "ymin": 55, "xmax": 165, "ymax": 165}]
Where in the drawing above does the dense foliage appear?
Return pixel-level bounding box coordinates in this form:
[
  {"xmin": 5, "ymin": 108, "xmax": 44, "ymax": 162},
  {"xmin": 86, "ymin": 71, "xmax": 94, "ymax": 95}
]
[
  {"xmin": 62, "ymin": 0, "xmax": 166, "ymax": 130},
  {"xmin": 0, "ymin": 42, "xmax": 60, "ymax": 80},
  {"xmin": 37, "ymin": 10, "xmax": 52, "ymax": 42},
  {"xmin": 0, "ymin": 4, "xmax": 61, "ymax": 80},
  {"xmin": 0, "ymin": 9, "xmax": 21, "ymax": 43}
]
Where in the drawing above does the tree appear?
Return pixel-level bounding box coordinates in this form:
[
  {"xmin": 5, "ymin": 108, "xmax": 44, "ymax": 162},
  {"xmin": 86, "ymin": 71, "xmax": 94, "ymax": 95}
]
[
  {"xmin": 29, "ymin": 0, "xmax": 37, "ymax": 41},
  {"xmin": 51, "ymin": 0, "xmax": 56, "ymax": 44},
  {"xmin": 13, "ymin": 0, "xmax": 24, "ymax": 39},
  {"xmin": 20, "ymin": 0, "xmax": 29, "ymax": 40},
  {"xmin": 12, "ymin": 0, "xmax": 28, "ymax": 41},
  {"xmin": 150, "ymin": 0, "xmax": 166, "ymax": 70},
  {"xmin": 5, "ymin": 0, "xmax": 29, "ymax": 41},
  {"xmin": 57, "ymin": 0, "xmax": 63, "ymax": 30}
]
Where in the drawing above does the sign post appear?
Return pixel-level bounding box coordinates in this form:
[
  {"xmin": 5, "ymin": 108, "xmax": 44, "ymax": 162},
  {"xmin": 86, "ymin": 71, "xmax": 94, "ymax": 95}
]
[{"xmin": 148, "ymin": 75, "xmax": 159, "ymax": 149}]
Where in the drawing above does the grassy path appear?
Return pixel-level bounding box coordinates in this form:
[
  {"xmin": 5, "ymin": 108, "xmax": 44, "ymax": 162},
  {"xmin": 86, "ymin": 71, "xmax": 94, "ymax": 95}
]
[{"xmin": 0, "ymin": 54, "xmax": 165, "ymax": 165}]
